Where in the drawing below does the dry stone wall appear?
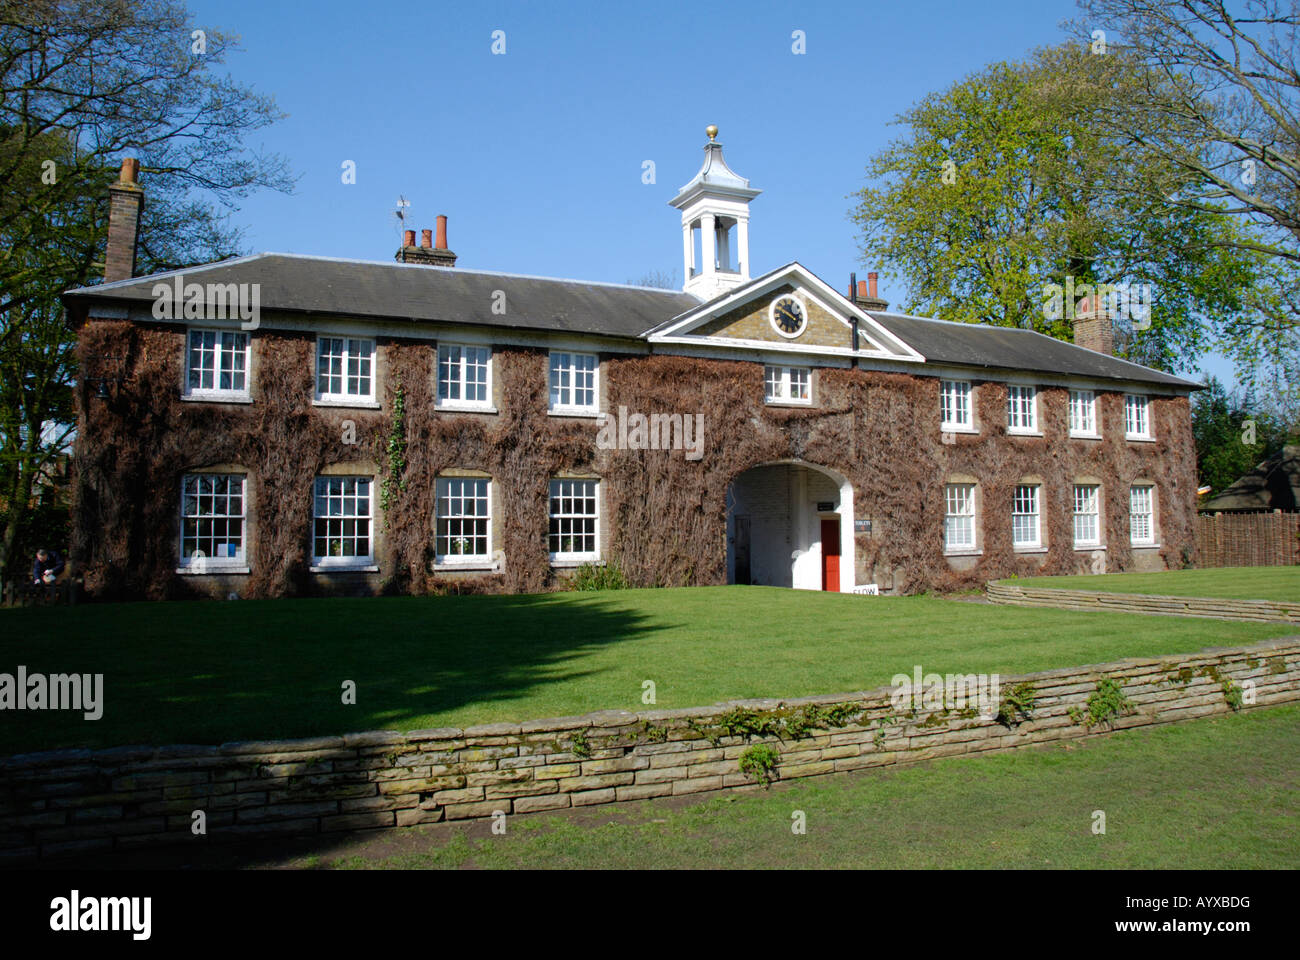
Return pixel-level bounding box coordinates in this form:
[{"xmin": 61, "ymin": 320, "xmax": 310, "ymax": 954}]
[
  {"xmin": 4, "ymin": 636, "xmax": 1294, "ymax": 863},
  {"xmin": 987, "ymin": 582, "xmax": 1300, "ymax": 623}
]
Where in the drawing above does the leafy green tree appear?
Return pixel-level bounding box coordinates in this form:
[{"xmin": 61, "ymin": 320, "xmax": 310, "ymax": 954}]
[
  {"xmin": 849, "ymin": 43, "xmax": 1267, "ymax": 374},
  {"xmin": 1069, "ymin": 1, "xmax": 1299, "ymax": 402},
  {"xmin": 1191, "ymin": 375, "xmax": 1294, "ymax": 497},
  {"xmin": 0, "ymin": 0, "xmax": 293, "ymax": 578}
]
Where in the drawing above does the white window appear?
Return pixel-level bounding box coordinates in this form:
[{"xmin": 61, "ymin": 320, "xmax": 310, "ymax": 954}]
[
  {"xmin": 764, "ymin": 365, "xmax": 811, "ymax": 404},
  {"xmin": 1006, "ymin": 385, "xmax": 1038, "ymax": 433},
  {"xmin": 1130, "ymin": 485, "xmax": 1155, "ymax": 545},
  {"xmin": 313, "ymin": 477, "xmax": 373, "ymax": 565},
  {"xmin": 436, "ymin": 477, "xmax": 491, "ymax": 561},
  {"xmin": 549, "ymin": 479, "xmax": 599, "ymax": 561},
  {"xmin": 1073, "ymin": 484, "xmax": 1101, "ymax": 547},
  {"xmin": 549, "ymin": 352, "xmax": 598, "ymax": 413},
  {"xmin": 1012, "ymin": 484, "xmax": 1041, "ymax": 548},
  {"xmin": 186, "ymin": 329, "xmax": 249, "ymax": 398},
  {"xmin": 1069, "ymin": 389, "xmax": 1098, "ymax": 436},
  {"xmin": 1125, "ymin": 394, "xmax": 1151, "ymax": 439},
  {"xmin": 180, "ymin": 474, "xmax": 246, "ymax": 567},
  {"xmin": 438, "ymin": 344, "xmax": 492, "ymax": 409},
  {"xmin": 940, "ymin": 380, "xmax": 972, "ymax": 430},
  {"xmin": 316, "ymin": 337, "xmax": 374, "ymax": 402},
  {"xmin": 944, "ymin": 483, "xmax": 977, "ymax": 552}
]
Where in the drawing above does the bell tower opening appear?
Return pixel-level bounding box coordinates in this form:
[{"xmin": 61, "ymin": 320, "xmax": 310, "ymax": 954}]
[{"xmin": 670, "ymin": 125, "xmax": 760, "ymax": 302}]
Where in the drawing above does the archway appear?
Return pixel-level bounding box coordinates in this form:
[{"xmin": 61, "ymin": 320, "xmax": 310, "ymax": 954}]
[{"xmin": 725, "ymin": 461, "xmax": 855, "ymax": 591}]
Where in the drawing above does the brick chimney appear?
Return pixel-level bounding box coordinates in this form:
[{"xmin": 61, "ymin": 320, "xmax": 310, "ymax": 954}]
[
  {"xmin": 1073, "ymin": 293, "xmax": 1114, "ymax": 355},
  {"xmin": 104, "ymin": 158, "xmax": 143, "ymax": 282},
  {"xmin": 848, "ymin": 270, "xmax": 889, "ymax": 312},
  {"xmin": 396, "ymin": 215, "xmax": 457, "ymax": 267}
]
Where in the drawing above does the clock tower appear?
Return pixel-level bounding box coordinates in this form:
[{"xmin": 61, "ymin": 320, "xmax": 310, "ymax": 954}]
[{"xmin": 670, "ymin": 125, "xmax": 761, "ymax": 302}]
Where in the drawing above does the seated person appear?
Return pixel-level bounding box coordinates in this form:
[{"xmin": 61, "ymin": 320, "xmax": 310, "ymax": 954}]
[{"xmin": 32, "ymin": 548, "xmax": 66, "ymax": 591}]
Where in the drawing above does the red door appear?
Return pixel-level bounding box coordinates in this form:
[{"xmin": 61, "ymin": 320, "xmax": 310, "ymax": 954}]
[{"xmin": 821, "ymin": 517, "xmax": 840, "ymax": 592}]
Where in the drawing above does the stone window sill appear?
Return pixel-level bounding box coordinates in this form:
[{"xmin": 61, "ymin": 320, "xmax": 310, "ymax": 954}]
[
  {"xmin": 182, "ymin": 393, "xmax": 253, "ymax": 405},
  {"xmin": 433, "ymin": 560, "xmax": 499, "ymax": 572},
  {"xmin": 310, "ymin": 563, "xmax": 379, "ymax": 573},
  {"xmin": 314, "ymin": 399, "xmax": 381, "ymax": 410},
  {"xmin": 436, "ymin": 405, "xmax": 499, "ymax": 415},
  {"xmin": 176, "ymin": 565, "xmax": 250, "ymax": 575}
]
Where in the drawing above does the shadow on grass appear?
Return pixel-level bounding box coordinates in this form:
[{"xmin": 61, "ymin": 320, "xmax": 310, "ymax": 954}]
[{"xmin": 1, "ymin": 592, "xmax": 658, "ymax": 755}]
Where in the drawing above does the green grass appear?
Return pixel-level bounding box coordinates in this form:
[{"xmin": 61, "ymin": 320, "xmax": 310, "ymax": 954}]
[
  {"xmin": 277, "ymin": 705, "xmax": 1295, "ymax": 869},
  {"xmin": 1, "ymin": 585, "xmax": 1289, "ymax": 755},
  {"xmin": 1010, "ymin": 566, "xmax": 1300, "ymax": 602}
]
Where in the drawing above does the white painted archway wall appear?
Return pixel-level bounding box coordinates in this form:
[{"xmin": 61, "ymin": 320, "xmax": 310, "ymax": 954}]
[{"xmin": 727, "ymin": 461, "xmax": 854, "ymax": 592}]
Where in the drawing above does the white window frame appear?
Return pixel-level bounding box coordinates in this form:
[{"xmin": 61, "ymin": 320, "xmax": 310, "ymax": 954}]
[
  {"xmin": 1069, "ymin": 389, "xmax": 1099, "ymax": 437},
  {"xmin": 312, "ymin": 476, "xmax": 374, "ymax": 568},
  {"xmin": 548, "ymin": 351, "xmax": 599, "ymax": 415},
  {"xmin": 1073, "ymin": 484, "xmax": 1102, "ymax": 548},
  {"xmin": 435, "ymin": 477, "xmax": 492, "ymax": 564},
  {"xmin": 1011, "ymin": 484, "xmax": 1042, "ymax": 549},
  {"xmin": 184, "ymin": 328, "xmax": 250, "ymax": 400},
  {"xmin": 549, "ymin": 478, "xmax": 600, "ymax": 563},
  {"xmin": 943, "ymin": 483, "xmax": 977, "ymax": 553},
  {"xmin": 315, "ymin": 336, "xmax": 376, "ymax": 404},
  {"xmin": 1130, "ymin": 484, "xmax": 1155, "ymax": 546},
  {"xmin": 1006, "ymin": 385, "xmax": 1039, "ymax": 434},
  {"xmin": 940, "ymin": 380, "xmax": 974, "ymax": 431},
  {"xmin": 764, "ymin": 365, "xmax": 812, "ymax": 405},
  {"xmin": 179, "ymin": 473, "xmax": 248, "ymax": 570},
  {"xmin": 1125, "ymin": 394, "xmax": 1152, "ymax": 440},
  {"xmin": 437, "ymin": 343, "xmax": 493, "ymax": 411}
]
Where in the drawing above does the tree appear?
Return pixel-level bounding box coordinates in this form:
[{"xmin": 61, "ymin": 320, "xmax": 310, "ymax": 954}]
[
  {"xmin": 1190, "ymin": 375, "xmax": 1294, "ymax": 495},
  {"xmin": 849, "ymin": 43, "xmax": 1265, "ymax": 374},
  {"xmin": 0, "ymin": 0, "xmax": 293, "ymax": 578},
  {"xmin": 1069, "ymin": 1, "xmax": 1300, "ymax": 393}
]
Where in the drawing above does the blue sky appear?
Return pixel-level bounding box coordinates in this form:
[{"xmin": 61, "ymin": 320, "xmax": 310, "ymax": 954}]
[{"xmin": 189, "ymin": 0, "xmax": 1232, "ymax": 383}]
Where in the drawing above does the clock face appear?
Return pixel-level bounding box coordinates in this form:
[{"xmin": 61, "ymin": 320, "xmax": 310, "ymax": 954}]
[{"xmin": 771, "ymin": 297, "xmax": 806, "ymax": 337}]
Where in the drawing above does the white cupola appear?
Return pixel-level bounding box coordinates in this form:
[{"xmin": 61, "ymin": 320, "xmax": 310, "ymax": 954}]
[{"xmin": 669, "ymin": 125, "xmax": 760, "ymax": 301}]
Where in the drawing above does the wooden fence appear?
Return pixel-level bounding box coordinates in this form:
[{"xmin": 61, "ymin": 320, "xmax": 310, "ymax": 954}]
[{"xmin": 1196, "ymin": 510, "xmax": 1299, "ymax": 568}]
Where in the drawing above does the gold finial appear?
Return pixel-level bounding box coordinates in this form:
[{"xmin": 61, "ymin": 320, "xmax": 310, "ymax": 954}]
[{"xmin": 706, "ymin": 124, "xmax": 718, "ymax": 141}]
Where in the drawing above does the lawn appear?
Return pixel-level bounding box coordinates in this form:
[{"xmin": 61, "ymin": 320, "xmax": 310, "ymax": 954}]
[
  {"xmin": 80, "ymin": 704, "xmax": 1300, "ymax": 870},
  {"xmin": 1010, "ymin": 566, "xmax": 1300, "ymax": 602},
  {"xmin": 1, "ymin": 585, "xmax": 1289, "ymax": 755}
]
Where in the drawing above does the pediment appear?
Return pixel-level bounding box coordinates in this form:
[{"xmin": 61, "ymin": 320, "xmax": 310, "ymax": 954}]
[{"xmin": 646, "ymin": 263, "xmax": 923, "ymax": 362}]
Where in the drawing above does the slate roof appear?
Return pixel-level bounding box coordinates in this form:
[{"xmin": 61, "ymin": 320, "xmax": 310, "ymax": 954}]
[
  {"xmin": 869, "ymin": 311, "xmax": 1199, "ymax": 389},
  {"xmin": 63, "ymin": 252, "xmax": 1199, "ymax": 390},
  {"xmin": 1200, "ymin": 445, "xmax": 1300, "ymax": 512},
  {"xmin": 64, "ymin": 253, "xmax": 702, "ymax": 339}
]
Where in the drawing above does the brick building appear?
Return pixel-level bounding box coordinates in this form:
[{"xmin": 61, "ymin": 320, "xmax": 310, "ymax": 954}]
[{"xmin": 63, "ymin": 129, "xmax": 1201, "ymax": 599}]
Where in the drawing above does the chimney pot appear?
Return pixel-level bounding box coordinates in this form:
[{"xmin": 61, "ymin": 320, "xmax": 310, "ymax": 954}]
[
  {"xmin": 868, "ymin": 272, "xmax": 878, "ymax": 298},
  {"xmin": 403, "ymin": 229, "xmax": 415, "ymax": 247},
  {"xmin": 435, "ymin": 215, "xmax": 448, "ymax": 251},
  {"xmin": 858, "ymin": 280, "xmax": 868, "ymax": 298},
  {"xmin": 118, "ymin": 158, "xmax": 139, "ymax": 184},
  {"xmin": 420, "ymin": 229, "xmax": 433, "ymax": 249}
]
